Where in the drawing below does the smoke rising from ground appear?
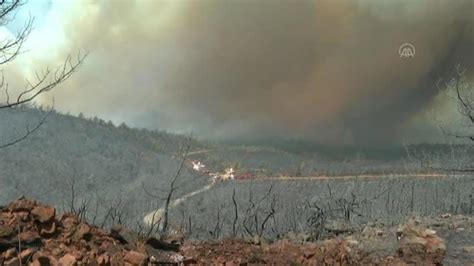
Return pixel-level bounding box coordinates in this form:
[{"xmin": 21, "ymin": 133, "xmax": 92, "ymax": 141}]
[{"xmin": 10, "ymin": 0, "xmax": 474, "ymax": 146}]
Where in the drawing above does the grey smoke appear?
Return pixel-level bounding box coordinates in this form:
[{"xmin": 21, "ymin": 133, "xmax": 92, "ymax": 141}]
[{"xmin": 20, "ymin": 0, "xmax": 474, "ymax": 146}]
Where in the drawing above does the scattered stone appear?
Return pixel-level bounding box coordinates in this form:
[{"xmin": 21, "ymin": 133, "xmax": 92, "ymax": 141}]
[
  {"xmin": 60, "ymin": 214, "xmax": 78, "ymax": 230},
  {"xmin": 3, "ymin": 257, "xmax": 20, "ymax": 266},
  {"xmin": 59, "ymin": 253, "xmax": 77, "ymax": 266},
  {"xmin": 424, "ymin": 229, "xmax": 436, "ymax": 236},
  {"xmin": 303, "ymin": 245, "xmax": 317, "ymax": 259},
  {"xmin": 0, "ymin": 198, "xmax": 458, "ymax": 265},
  {"xmin": 31, "ymin": 255, "xmax": 57, "ymax": 266},
  {"xmin": 0, "ymin": 225, "xmax": 14, "ymax": 238},
  {"xmin": 324, "ymin": 219, "xmax": 354, "ymax": 234},
  {"xmin": 286, "ymin": 231, "xmax": 310, "ymax": 243},
  {"xmin": 123, "ymin": 250, "xmax": 148, "ymax": 265},
  {"xmin": 4, "ymin": 247, "xmax": 16, "ymax": 259},
  {"xmin": 39, "ymin": 221, "xmax": 56, "ymax": 237},
  {"xmin": 462, "ymin": 245, "xmax": 474, "ymax": 253},
  {"xmin": 51, "ymin": 247, "xmax": 62, "ymax": 257},
  {"xmin": 75, "ymin": 223, "xmax": 92, "ymax": 241},
  {"xmin": 441, "ymin": 213, "xmax": 451, "ymax": 219},
  {"xmin": 0, "ymin": 199, "xmax": 169, "ymax": 265},
  {"xmin": 97, "ymin": 253, "xmax": 111, "ymax": 266},
  {"xmin": 18, "ymin": 230, "xmax": 41, "ymax": 245},
  {"xmin": 251, "ymin": 235, "xmax": 261, "ymax": 245},
  {"xmin": 31, "ymin": 205, "xmax": 56, "ymax": 223},
  {"xmin": 19, "ymin": 248, "xmax": 36, "ymax": 263},
  {"xmin": 9, "ymin": 198, "xmax": 36, "ymax": 212},
  {"xmin": 14, "ymin": 211, "xmax": 30, "ymax": 222},
  {"xmin": 345, "ymin": 236, "xmax": 359, "ymax": 247},
  {"xmin": 397, "ymin": 224, "xmax": 446, "ymax": 265},
  {"xmin": 169, "ymin": 253, "xmax": 184, "ymax": 263}
]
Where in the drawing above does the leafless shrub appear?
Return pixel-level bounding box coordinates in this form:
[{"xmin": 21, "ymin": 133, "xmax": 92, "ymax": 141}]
[
  {"xmin": 304, "ymin": 200, "xmax": 327, "ymax": 241},
  {"xmin": 142, "ymin": 142, "xmax": 191, "ymax": 235},
  {"xmin": 209, "ymin": 203, "xmax": 225, "ymax": 239},
  {"xmin": 242, "ymin": 185, "xmax": 277, "ymax": 239}
]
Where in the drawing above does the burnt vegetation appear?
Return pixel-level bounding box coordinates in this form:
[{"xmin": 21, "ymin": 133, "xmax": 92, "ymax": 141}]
[{"xmin": 0, "ymin": 2, "xmax": 472, "ymax": 265}]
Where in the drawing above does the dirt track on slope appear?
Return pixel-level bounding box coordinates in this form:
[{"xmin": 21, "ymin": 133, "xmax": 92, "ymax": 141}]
[
  {"xmin": 241, "ymin": 173, "xmax": 467, "ymax": 182},
  {"xmin": 143, "ymin": 179, "xmax": 217, "ymax": 226}
]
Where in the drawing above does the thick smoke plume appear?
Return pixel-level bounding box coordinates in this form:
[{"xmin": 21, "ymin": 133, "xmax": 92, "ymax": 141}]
[{"xmin": 14, "ymin": 0, "xmax": 474, "ymax": 146}]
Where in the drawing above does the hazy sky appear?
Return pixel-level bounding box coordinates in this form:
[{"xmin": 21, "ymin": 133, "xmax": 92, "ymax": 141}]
[{"xmin": 2, "ymin": 0, "xmax": 473, "ymax": 146}]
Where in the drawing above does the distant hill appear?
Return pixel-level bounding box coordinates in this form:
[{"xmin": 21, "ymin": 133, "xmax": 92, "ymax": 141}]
[
  {"xmin": 0, "ymin": 107, "xmax": 471, "ymax": 227},
  {"xmin": 0, "ymin": 107, "xmax": 212, "ymax": 225}
]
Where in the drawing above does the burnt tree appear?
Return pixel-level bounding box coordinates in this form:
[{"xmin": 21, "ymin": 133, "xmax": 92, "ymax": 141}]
[{"xmin": 0, "ymin": 0, "xmax": 86, "ymax": 148}]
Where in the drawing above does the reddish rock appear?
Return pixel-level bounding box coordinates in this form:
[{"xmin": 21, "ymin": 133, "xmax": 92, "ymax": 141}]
[
  {"xmin": 9, "ymin": 198, "xmax": 36, "ymax": 212},
  {"xmin": 13, "ymin": 211, "xmax": 30, "ymax": 222},
  {"xmin": 88, "ymin": 249, "xmax": 98, "ymax": 260},
  {"xmin": 6, "ymin": 198, "xmax": 438, "ymax": 266},
  {"xmin": 19, "ymin": 230, "xmax": 41, "ymax": 244},
  {"xmin": 303, "ymin": 245, "xmax": 318, "ymax": 259},
  {"xmin": 3, "ymin": 257, "xmax": 20, "ymax": 266},
  {"xmin": 31, "ymin": 206, "xmax": 56, "ymax": 223},
  {"xmin": 19, "ymin": 248, "xmax": 36, "ymax": 263},
  {"xmin": 40, "ymin": 221, "xmax": 57, "ymax": 237},
  {"xmin": 0, "ymin": 198, "xmax": 184, "ymax": 265},
  {"xmin": 398, "ymin": 225, "xmax": 446, "ymax": 265},
  {"xmin": 98, "ymin": 240, "xmax": 112, "ymax": 252},
  {"xmin": 123, "ymin": 250, "xmax": 148, "ymax": 265},
  {"xmin": 59, "ymin": 253, "xmax": 77, "ymax": 266},
  {"xmin": 76, "ymin": 223, "xmax": 92, "ymax": 240},
  {"xmin": 3, "ymin": 247, "xmax": 16, "ymax": 259},
  {"xmin": 97, "ymin": 253, "xmax": 111, "ymax": 266},
  {"xmin": 32, "ymin": 251, "xmax": 48, "ymax": 262},
  {"xmin": 60, "ymin": 214, "xmax": 78, "ymax": 230},
  {"xmin": 71, "ymin": 250, "xmax": 84, "ymax": 261},
  {"xmin": 51, "ymin": 247, "xmax": 63, "ymax": 257},
  {"xmin": 30, "ymin": 256, "xmax": 57, "ymax": 266}
]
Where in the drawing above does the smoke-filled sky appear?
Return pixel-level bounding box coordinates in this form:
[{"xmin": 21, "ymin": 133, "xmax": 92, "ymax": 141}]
[{"xmin": 2, "ymin": 0, "xmax": 474, "ymax": 146}]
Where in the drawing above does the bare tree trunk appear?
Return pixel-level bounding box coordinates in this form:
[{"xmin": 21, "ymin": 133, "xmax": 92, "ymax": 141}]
[
  {"xmin": 160, "ymin": 145, "xmax": 190, "ymax": 234},
  {"xmin": 232, "ymin": 189, "xmax": 238, "ymax": 237}
]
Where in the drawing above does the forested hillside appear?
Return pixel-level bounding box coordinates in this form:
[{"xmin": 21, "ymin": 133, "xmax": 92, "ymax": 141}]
[
  {"xmin": 1, "ymin": 107, "xmax": 472, "ymax": 229},
  {"xmin": 0, "ymin": 107, "xmax": 211, "ymax": 224}
]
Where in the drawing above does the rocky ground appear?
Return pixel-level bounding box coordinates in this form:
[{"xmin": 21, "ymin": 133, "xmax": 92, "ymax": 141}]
[{"xmin": 0, "ymin": 198, "xmax": 472, "ymax": 265}]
